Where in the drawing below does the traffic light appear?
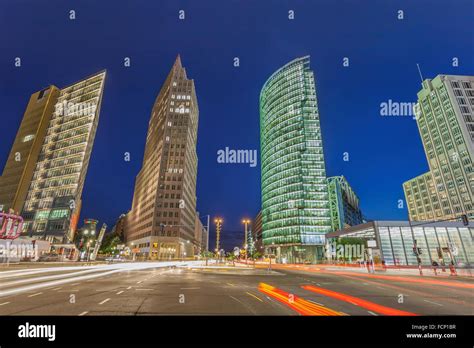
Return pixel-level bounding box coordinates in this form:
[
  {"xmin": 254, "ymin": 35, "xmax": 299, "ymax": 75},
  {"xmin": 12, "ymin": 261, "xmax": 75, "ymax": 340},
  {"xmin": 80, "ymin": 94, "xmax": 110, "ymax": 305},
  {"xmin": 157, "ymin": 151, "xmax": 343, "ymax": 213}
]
[{"xmin": 461, "ymin": 214, "xmax": 469, "ymax": 226}]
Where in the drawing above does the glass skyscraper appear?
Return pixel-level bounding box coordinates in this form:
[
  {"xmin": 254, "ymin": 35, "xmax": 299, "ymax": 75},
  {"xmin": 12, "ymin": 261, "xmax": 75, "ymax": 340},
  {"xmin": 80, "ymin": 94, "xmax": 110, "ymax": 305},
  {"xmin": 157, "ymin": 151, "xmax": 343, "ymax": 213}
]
[
  {"xmin": 404, "ymin": 75, "xmax": 474, "ymax": 222},
  {"xmin": 259, "ymin": 56, "xmax": 331, "ymax": 263}
]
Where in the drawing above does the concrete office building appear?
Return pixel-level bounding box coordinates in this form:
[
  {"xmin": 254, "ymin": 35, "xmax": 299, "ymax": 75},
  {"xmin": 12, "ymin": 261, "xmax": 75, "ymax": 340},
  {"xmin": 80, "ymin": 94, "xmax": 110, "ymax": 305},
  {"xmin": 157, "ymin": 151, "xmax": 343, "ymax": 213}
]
[
  {"xmin": 404, "ymin": 75, "xmax": 474, "ymax": 222},
  {"xmin": 327, "ymin": 176, "xmax": 364, "ymax": 231},
  {"xmin": 125, "ymin": 56, "xmax": 199, "ymax": 260},
  {"xmin": 0, "ymin": 71, "xmax": 106, "ymax": 243}
]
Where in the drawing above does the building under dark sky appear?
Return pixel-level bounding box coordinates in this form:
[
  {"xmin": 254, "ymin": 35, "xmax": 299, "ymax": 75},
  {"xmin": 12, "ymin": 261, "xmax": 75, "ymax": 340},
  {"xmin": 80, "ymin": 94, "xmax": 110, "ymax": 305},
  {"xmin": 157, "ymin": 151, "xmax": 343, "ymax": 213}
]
[{"xmin": 1, "ymin": 1, "xmax": 473, "ymax": 251}]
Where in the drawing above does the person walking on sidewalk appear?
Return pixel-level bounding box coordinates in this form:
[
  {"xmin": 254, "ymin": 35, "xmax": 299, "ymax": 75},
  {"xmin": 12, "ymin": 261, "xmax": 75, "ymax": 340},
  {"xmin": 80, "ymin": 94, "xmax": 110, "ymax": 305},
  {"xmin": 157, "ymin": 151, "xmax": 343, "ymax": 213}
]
[
  {"xmin": 432, "ymin": 261, "xmax": 438, "ymax": 276},
  {"xmin": 449, "ymin": 261, "xmax": 457, "ymax": 276}
]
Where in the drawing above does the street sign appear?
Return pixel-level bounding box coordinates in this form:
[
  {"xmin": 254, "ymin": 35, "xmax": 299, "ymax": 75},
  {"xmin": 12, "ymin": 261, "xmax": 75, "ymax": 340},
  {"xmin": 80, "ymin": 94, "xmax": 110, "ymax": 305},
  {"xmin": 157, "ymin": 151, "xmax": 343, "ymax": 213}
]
[{"xmin": 367, "ymin": 240, "xmax": 377, "ymax": 248}]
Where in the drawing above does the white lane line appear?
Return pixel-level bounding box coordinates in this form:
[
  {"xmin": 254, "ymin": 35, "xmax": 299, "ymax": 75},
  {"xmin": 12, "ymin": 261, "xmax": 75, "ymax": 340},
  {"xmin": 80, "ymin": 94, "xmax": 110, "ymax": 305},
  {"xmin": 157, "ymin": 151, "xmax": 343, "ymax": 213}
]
[
  {"xmin": 71, "ymin": 283, "xmax": 80, "ymax": 286},
  {"xmin": 99, "ymin": 298, "xmax": 110, "ymax": 305},
  {"xmin": 116, "ymin": 291, "xmax": 124, "ymax": 295},
  {"xmin": 137, "ymin": 281, "xmax": 143, "ymax": 284},
  {"xmin": 0, "ymin": 301, "xmax": 11, "ymax": 306},
  {"xmin": 308, "ymin": 300, "xmax": 325, "ymax": 306},
  {"xmin": 78, "ymin": 311, "xmax": 88, "ymax": 316},
  {"xmin": 127, "ymin": 286, "xmax": 132, "ymax": 290},
  {"xmin": 28, "ymin": 292, "xmax": 43, "ymax": 298},
  {"xmin": 0, "ymin": 268, "xmax": 107, "ymax": 288},
  {"xmin": 424, "ymin": 299, "xmax": 443, "ymax": 306},
  {"xmin": 180, "ymin": 287, "xmax": 200, "ymax": 290},
  {"xmin": 135, "ymin": 288, "xmax": 153, "ymax": 291},
  {"xmin": 52, "ymin": 287, "xmax": 62, "ymax": 291},
  {"xmin": 368, "ymin": 311, "xmax": 378, "ymax": 316},
  {"xmin": 348, "ymin": 301, "xmax": 358, "ymax": 306}
]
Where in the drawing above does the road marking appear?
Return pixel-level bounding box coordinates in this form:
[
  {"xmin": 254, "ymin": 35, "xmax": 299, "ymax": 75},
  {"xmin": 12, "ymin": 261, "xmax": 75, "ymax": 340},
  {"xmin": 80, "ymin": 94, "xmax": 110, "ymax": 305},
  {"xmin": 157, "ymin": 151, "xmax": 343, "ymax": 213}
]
[
  {"xmin": 137, "ymin": 281, "xmax": 143, "ymax": 284},
  {"xmin": 424, "ymin": 299, "xmax": 443, "ymax": 306},
  {"xmin": 181, "ymin": 287, "xmax": 200, "ymax": 290},
  {"xmin": 99, "ymin": 298, "xmax": 110, "ymax": 305},
  {"xmin": 28, "ymin": 292, "xmax": 43, "ymax": 297},
  {"xmin": 227, "ymin": 283, "xmax": 235, "ymax": 287},
  {"xmin": 368, "ymin": 311, "xmax": 378, "ymax": 316},
  {"xmin": 127, "ymin": 286, "xmax": 132, "ymax": 290},
  {"xmin": 71, "ymin": 283, "xmax": 80, "ymax": 286},
  {"xmin": 135, "ymin": 288, "xmax": 153, "ymax": 291},
  {"xmin": 116, "ymin": 291, "xmax": 124, "ymax": 295},
  {"xmin": 0, "ymin": 302, "xmax": 11, "ymax": 306},
  {"xmin": 348, "ymin": 301, "xmax": 358, "ymax": 306},
  {"xmin": 246, "ymin": 292, "xmax": 263, "ymax": 302},
  {"xmin": 78, "ymin": 311, "xmax": 88, "ymax": 316},
  {"xmin": 308, "ymin": 299, "xmax": 325, "ymax": 306},
  {"xmin": 60, "ymin": 289, "xmax": 79, "ymax": 292},
  {"xmin": 52, "ymin": 287, "xmax": 62, "ymax": 291}
]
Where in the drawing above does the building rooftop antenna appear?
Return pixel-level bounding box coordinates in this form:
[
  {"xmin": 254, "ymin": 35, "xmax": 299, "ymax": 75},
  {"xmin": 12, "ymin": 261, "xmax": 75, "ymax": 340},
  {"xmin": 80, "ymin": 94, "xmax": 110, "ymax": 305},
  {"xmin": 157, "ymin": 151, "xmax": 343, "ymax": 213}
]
[{"xmin": 416, "ymin": 63, "xmax": 424, "ymax": 84}]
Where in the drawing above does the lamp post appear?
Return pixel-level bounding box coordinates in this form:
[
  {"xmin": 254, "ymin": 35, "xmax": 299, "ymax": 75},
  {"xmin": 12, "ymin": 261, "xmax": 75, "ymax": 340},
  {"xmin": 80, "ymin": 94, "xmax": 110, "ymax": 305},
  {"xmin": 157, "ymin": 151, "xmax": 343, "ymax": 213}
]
[
  {"xmin": 242, "ymin": 219, "xmax": 251, "ymax": 262},
  {"xmin": 214, "ymin": 218, "xmax": 223, "ymax": 263}
]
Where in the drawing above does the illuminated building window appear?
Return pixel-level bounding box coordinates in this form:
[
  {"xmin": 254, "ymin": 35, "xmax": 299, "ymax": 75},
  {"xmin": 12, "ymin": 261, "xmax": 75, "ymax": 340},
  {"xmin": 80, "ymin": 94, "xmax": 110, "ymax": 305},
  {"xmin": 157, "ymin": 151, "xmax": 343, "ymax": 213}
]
[{"xmin": 22, "ymin": 134, "xmax": 35, "ymax": 142}]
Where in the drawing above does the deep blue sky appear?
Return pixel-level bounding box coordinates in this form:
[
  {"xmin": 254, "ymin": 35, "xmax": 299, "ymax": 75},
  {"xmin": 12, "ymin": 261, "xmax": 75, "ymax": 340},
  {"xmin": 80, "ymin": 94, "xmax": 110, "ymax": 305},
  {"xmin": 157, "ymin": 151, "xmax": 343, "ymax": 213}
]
[{"xmin": 1, "ymin": 1, "xmax": 473, "ymax": 250}]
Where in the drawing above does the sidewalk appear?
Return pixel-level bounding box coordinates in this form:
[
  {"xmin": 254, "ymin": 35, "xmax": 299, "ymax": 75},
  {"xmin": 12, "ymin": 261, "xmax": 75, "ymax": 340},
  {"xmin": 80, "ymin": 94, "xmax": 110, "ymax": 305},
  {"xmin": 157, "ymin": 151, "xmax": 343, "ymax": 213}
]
[{"xmin": 314, "ymin": 265, "xmax": 473, "ymax": 278}]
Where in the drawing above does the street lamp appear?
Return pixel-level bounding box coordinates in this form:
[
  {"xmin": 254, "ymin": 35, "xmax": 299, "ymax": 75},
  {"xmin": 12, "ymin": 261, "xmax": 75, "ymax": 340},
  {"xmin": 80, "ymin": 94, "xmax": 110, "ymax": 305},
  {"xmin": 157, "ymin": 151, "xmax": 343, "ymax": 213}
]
[
  {"xmin": 242, "ymin": 219, "xmax": 251, "ymax": 261},
  {"xmin": 214, "ymin": 218, "xmax": 223, "ymax": 258}
]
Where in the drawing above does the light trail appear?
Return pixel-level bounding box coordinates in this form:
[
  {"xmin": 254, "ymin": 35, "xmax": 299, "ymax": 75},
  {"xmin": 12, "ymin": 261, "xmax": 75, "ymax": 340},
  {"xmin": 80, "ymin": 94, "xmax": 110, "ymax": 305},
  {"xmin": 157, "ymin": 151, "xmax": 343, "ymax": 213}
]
[
  {"xmin": 271, "ymin": 264, "xmax": 474, "ymax": 289},
  {"xmin": 0, "ymin": 261, "xmax": 202, "ymax": 298},
  {"xmin": 258, "ymin": 283, "xmax": 343, "ymax": 316},
  {"xmin": 301, "ymin": 285, "xmax": 417, "ymax": 316}
]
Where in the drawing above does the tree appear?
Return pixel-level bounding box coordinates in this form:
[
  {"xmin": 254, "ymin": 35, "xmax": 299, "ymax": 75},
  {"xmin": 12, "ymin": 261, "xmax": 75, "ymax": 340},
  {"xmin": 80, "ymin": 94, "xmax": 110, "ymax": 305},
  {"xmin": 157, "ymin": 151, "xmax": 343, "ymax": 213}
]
[
  {"xmin": 100, "ymin": 234, "xmax": 122, "ymax": 255},
  {"xmin": 201, "ymin": 251, "xmax": 214, "ymax": 266}
]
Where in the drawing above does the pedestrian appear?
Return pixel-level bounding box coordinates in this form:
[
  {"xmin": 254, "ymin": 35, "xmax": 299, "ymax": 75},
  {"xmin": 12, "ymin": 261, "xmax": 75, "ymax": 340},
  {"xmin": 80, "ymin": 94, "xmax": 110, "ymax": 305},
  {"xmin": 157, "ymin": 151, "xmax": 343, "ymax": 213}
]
[
  {"xmin": 449, "ymin": 261, "xmax": 457, "ymax": 276},
  {"xmin": 382, "ymin": 260, "xmax": 387, "ymax": 271},
  {"xmin": 432, "ymin": 261, "xmax": 438, "ymax": 276}
]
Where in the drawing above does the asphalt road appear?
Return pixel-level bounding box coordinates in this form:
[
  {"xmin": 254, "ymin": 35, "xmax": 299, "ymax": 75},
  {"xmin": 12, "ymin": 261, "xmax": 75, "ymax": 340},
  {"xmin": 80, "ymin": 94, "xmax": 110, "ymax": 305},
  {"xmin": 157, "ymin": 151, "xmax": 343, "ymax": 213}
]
[{"xmin": 0, "ymin": 262, "xmax": 472, "ymax": 316}]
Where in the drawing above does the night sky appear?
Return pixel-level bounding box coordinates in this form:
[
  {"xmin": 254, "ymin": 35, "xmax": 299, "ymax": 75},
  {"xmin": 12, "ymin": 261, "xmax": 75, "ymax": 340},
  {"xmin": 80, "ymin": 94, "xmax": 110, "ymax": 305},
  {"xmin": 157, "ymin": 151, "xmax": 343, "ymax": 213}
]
[{"xmin": 1, "ymin": 1, "xmax": 473, "ymax": 250}]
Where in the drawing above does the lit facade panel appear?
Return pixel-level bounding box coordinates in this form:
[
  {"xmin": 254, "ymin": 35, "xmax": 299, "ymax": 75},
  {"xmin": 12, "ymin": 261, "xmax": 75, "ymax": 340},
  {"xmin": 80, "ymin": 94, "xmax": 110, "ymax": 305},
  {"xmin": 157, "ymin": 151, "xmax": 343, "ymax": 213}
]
[
  {"xmin": 260, "ymin": 56, "xmax": 331, "ymax": 263},
  {"xmin": 125, "ymin": 56, "xmax": 198, "ymax": 260},
  {"xmin": 404, "ymin": 75, "xmax": 474, "ymax": 222},
  {"xmin": 327, "ymin": 221, "xmax": 473, "ymax": 266},
  {"xmin": 20, "ymin": 71, "xmax": 106, "ymax": 243}
]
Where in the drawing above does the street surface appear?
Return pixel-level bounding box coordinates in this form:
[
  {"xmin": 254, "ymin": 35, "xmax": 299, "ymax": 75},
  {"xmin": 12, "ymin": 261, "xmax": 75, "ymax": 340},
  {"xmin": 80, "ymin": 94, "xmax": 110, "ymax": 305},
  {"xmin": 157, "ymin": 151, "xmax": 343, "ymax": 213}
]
[{"xmin": 0, "ymin": 261, "xmax": 472, "ymax": 316}]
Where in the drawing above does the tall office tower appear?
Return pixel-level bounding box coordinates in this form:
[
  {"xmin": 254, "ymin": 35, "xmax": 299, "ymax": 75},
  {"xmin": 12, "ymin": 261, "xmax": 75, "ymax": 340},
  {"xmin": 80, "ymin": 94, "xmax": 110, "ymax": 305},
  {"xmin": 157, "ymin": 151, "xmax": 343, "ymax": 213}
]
[
  {"xmin": 327, "ymin": 176, "xmax": 364, "ymax": 231},
  {"xmin": 0, "ymin": 87, "xmax": 60, "ymax": 214},
  {"xmin": 404, "ymin": 75, "xmax": 474, "ymax": 222},
  {"xmin": 259, "ymin": 56, "xmax": 331, "ymax": 263},
  {"xmin": 125, "ymin": 56, "xmax": 198, "ymax": 260},
  {"xmin": 9, "ymin": 71, "xmax": 106, "ymax": 243}
]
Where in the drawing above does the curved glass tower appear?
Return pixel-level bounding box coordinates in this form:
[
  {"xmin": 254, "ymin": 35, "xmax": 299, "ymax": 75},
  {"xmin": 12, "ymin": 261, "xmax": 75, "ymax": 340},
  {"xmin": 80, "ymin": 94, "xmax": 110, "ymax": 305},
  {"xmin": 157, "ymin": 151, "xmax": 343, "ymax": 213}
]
[{"xmin": 259, "ymin": 56, "xmax": 331, "ymax": 263}]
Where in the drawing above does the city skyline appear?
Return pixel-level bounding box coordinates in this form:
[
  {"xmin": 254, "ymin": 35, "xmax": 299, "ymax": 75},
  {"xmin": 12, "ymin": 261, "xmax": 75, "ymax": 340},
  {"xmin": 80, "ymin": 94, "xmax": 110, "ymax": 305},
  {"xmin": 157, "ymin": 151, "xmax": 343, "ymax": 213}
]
[
  {"xmin": 1, "ymin": 1, "xmax": 473, "ymax": 250},
  {"xmin": 0, "ymin": 2, "xmax": 473, "ymax": 340}
]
